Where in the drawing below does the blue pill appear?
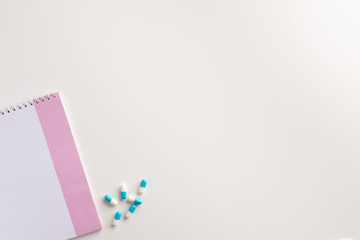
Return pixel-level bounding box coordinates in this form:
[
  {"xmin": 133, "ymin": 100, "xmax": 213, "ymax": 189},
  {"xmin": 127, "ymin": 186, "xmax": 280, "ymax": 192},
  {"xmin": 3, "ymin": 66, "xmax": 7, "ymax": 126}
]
[
  {"xmin": 126, "ymin": 204, "xmax": 137, "ymax": 218},
  {"xmin": 104, "ymin": 194, "xmax": 118, "ymax": 206},
  {"xmin": 120, "ymin": 184, "xmax": 127, "ymax": 199},
  {"xmin": 113, "ymin": 211, "xmax": 121, "ymax": 226},
  {"xmin": 114, "ymin": 212, "xmax": 121, "ymax": 220},
  {"xmin": 139, "ymin": 178, "xmax": 148, "ymax": 194},
  {"xmin": 128, "ymin": 195, "xmax": 143, "ymax": 205}
]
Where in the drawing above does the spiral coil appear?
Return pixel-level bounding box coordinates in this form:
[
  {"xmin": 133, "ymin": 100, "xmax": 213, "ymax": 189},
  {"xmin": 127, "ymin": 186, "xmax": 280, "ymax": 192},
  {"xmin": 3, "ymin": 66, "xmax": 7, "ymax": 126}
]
[{"xmin": 0, "ymin": 93, "xmax": 56, "ymax": 116}]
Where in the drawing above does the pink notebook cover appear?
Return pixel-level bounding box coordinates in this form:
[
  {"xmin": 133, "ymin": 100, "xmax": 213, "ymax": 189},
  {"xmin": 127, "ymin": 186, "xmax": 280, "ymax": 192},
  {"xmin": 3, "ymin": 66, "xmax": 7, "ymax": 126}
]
[{"xmin": 0, "ymin": 92, "xmax": 101, "ymax": 239}]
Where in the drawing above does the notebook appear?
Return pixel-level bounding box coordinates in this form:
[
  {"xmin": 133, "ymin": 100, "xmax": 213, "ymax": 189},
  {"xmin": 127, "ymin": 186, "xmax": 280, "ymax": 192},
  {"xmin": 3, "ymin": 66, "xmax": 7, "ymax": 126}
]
[{"xmin": 0, "ymin": 92, "xmax": 101, "ymax": 240}]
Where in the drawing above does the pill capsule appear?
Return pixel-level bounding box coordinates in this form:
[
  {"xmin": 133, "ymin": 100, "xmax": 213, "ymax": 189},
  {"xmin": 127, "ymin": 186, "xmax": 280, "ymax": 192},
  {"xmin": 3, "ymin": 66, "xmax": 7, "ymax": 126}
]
[
  {"xmin": 126, "ymin": 204, "xmax": 137, "ymax": 218},
  {"xmin": 120, "ymin": 184, "xmax": 127, "ymax": 199},
  {"xmin": 104, "ymin": 194, "xmax": 118, "ymax": 206},
  {"xmin": 112, "ymin": 211, "xmax": 121, "ymax": 226},
  {"xmin": 127, "ymin": 195, "xmax": 143, "ymax": 205},
  {"xmin": 138, "ymin": 178, "xmax": 148, "ymax": 194}
]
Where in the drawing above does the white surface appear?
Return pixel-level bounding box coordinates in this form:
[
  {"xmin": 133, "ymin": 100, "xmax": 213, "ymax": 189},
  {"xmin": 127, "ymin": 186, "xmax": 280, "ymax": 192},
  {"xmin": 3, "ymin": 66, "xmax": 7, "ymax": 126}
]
[
  {"xmin": 1, "ymin": 0, "xmax": 360, "ymax": 239},
  {"xmin": 0, "ymin": 105, "xmax": 76, "ymax": 240}
]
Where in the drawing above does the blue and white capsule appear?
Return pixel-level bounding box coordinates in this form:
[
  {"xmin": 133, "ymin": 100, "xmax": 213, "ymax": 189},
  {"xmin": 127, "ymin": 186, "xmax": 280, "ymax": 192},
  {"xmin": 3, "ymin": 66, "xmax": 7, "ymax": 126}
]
[
  {"xmin": 113, "ymin": 211, "xmax": 121, "ymax": 226},
  {"xmin": 104, "ymin": 194, "xmax": 118, "ymax": 206},
  {"xmin": 127, "ymin": 195, "xmax": 143, "ymax": 205},
  {"xmin": 120, "ymin": 184, "xmax": 127, "ymax": 199},
  {"xmin": 126, "ymin": 204, "xmax": 137, "ymax": 218},
  {"xmin": 138, "ymin": 178, "xmax": 148, "ymax": 194}
]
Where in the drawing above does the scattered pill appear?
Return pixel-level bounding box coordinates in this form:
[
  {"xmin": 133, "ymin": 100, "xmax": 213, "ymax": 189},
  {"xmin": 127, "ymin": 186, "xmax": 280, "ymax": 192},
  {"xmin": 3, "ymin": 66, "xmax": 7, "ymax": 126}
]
[
  {"xmin": 126, "ymin": 204, "xmax": 137, "ymax": 218},
  {"xmin": 104, "ymin": 194, "xmax": 118, "ymax": 206},
  {"xmin": 127, "ymin": 195, "xmax": 143, "ymax": 205},
  {"xmin": 120, "ymin": 184, "xmax": 127, "ymax": 199},
  {"xmin": 138, "ymin": 178, "xmax": 148, "ymax": 194},
  {"xmin": 112, "ymin": 211, "xmax": 121, "ymax": 226}
]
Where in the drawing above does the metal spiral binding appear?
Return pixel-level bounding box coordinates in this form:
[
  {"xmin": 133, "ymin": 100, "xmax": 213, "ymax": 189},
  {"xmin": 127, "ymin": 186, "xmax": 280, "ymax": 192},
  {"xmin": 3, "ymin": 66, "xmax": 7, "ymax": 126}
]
[{"xmin": 0, "ymin": 93, "xmax": 56, "ymax": 116}]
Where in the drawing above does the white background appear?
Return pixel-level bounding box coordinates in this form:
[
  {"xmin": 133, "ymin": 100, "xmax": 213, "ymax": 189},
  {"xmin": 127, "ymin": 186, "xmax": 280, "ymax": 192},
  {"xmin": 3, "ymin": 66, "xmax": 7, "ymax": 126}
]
[{"xmin": 1, "ymin": 1, "xmax": 360, "ymax": 240}]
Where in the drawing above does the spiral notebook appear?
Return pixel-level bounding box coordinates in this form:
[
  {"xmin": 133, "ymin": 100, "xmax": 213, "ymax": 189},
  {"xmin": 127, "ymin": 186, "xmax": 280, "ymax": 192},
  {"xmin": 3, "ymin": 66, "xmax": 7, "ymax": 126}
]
[{"xmin": 0, "ymin": 92, "xmax": 101, "ymax": 240}]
